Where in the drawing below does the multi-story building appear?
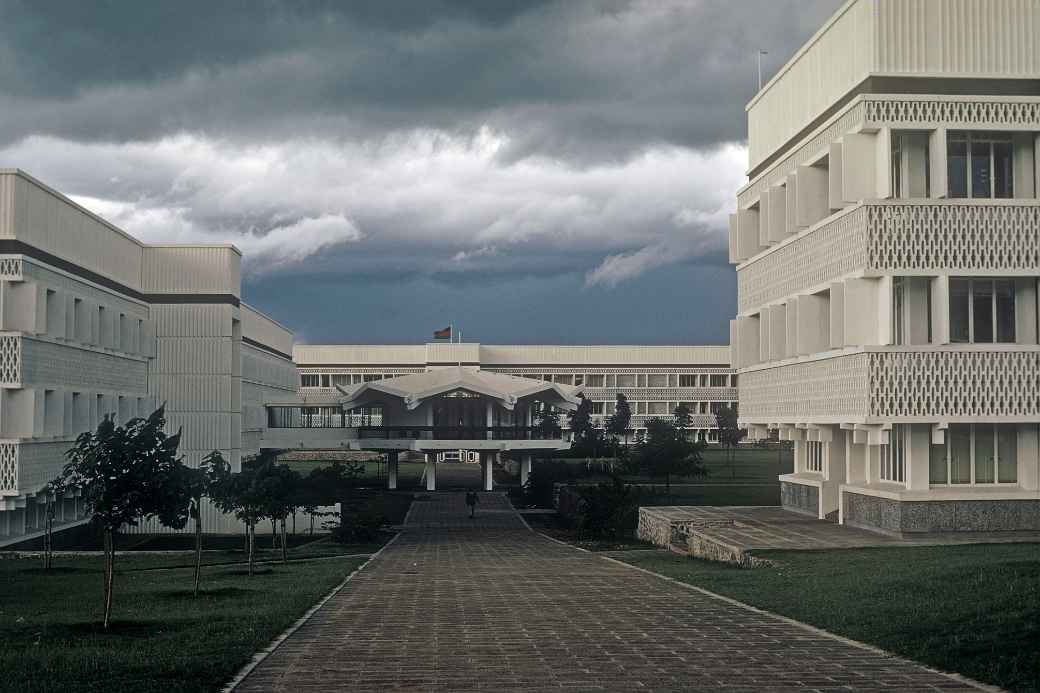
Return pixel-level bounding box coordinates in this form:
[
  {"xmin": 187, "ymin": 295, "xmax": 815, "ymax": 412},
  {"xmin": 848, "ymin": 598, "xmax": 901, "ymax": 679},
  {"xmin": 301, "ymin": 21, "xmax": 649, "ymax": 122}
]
[
  {"xmin": 729, "ymin": 0, "xmax": 1040, "ymax": 534},
  {"xmin": 0, "ymin": 170, "xmax": 297, "ymax": 543},
  {"xmin": 293, "ymin": 343, "xmax": 735, "ymax": 444}
]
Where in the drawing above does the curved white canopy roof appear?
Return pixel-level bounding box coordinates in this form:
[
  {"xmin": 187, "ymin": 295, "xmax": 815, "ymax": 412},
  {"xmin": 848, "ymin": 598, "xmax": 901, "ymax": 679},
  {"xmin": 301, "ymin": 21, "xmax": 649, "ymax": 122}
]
[{"xmin": 337, "ymin": 366, "xmax": 584, "ymax": 411}]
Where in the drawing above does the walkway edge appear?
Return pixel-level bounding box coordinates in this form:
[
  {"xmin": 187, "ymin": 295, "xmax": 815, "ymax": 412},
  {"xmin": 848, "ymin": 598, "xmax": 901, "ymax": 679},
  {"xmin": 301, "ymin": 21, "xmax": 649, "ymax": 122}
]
[
  {"xmin": 598, "ymin": 554, "xmax": 1003, "ymax": 693},
  {"xmin": 221, "ymin": 531, "xmax": 404, "ymax": 693}
]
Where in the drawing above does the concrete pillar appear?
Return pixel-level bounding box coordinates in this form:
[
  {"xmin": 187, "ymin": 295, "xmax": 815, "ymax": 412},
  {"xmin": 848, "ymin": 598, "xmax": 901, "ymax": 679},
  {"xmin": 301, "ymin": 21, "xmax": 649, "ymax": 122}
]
[
  {"xmin": 425, "ymin": 453, "xmax": 437, "ymax": 491},
  {"xmin": 520, "ymin": 454, "xmax": 533, "ymax": 487},
  {"xmin": 906, "ymin": 424, "xmax": 931, "ymax": 491},
  {"xmin": 387, "ymin": 451, "xmax": 399, "ymax": 490},
  {"xmin": 481, "ymin": 452, "xmax": 494, "ymax": 491}
]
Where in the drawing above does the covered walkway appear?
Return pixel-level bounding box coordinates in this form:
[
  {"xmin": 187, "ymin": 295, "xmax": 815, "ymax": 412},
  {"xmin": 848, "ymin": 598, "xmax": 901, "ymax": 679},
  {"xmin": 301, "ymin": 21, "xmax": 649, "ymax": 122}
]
[{"xmin": 232, "ymin": 494, "xmax": 986, "ymax": 692}]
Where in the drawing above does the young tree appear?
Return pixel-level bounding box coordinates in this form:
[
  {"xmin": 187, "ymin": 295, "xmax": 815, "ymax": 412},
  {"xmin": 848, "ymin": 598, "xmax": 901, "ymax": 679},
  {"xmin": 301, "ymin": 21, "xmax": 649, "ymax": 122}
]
[
  {"xmin": 532, "ymin": 402, "xmax": 561, "ymax": 440},
  {"xmin": 605, "ymin": 394, "xmax": 632, "ymax": 451},
  {"xmin": 209, "ymin": 455, "xmax": 269, "ymax": 577},
  {"xmin": 40, "ymin": 476, "xmax": 68, "ymax": 570},
  {"xmin": 633, "ymin": 417, "xmax": 705, "ymax": 496},
  {"xmin": 714, "ymin": 406, "xmax": 747, "ymax": 479},
  {"xmin": 59, "ymin": 406, "xmax": 187, "ymax": 629},
  {"xmin": 567, "ymin": 395, "xmax": 595, "ymax": 445}
]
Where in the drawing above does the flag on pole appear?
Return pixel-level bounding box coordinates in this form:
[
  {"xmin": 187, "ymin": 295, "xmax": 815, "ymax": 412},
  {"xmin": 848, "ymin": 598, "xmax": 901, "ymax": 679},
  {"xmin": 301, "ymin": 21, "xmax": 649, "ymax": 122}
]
[{"xmin": 433, "ymin": 326, "xmax": 452, "ymax": 340}]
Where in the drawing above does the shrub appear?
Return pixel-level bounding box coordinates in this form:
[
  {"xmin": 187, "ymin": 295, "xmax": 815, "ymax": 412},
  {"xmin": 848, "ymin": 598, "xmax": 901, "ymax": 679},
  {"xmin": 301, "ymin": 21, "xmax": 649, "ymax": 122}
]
[
  {"xmin": 520, "ymin": 460, "xmax": 588, "ymax": 508},
  {"xmin": 575, "ymin": 476, "xmax": 643, "ymax": 541}
]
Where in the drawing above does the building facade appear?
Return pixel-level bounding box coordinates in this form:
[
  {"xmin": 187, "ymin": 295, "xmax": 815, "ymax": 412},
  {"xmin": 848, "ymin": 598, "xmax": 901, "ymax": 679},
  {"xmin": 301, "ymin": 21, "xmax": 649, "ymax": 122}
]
[
  {"xmin": 0, "ymin": 170, "xmax": 297, "ymax": 543},
  {"xmin": 293, "ymin": 343, "xmax": 735, "ymax": 444},
  {"xmin": 729, "ymin": 0, "xmax": 1040, "ymax": 534}
]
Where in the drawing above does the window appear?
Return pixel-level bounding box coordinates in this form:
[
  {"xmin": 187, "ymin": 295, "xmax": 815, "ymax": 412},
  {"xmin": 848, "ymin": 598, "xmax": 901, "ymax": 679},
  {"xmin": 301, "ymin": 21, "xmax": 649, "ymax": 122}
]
[
  {"xmin": 584, "ymin": 374, "xmax": 605, "ymax": 387},
  {"xmin": 730, "ymin": 375, "xmax": 738, "ymax": 388},
  {"xmin": 805, "ymin": 441, "xmax": 823, "ymax": 473},
  {"xmin": 647, "ymin": 374, "xmax": 668, "ymax": 387},
  {"xmin": 590, "ymin": 401, "xmax": 606, "ymax": 415},
  {"xmin": 709, "ymin": 401, "xmax": 726, "ymax": 415},
  {"xmin": 637, "ymin": 374, "xmax": 647, "ymax": 387},
  {"xmin": 646, "ymin": 402, "xmax": 669, "ymax": 416},
  {"xmin": 710, "ymin": 374, "xmax": 728, "ymax": 387},
  {"xmin": 616, "ymin": 374, "xmax": 637, "ymax": 388},
  {"xmin": 679, "ymin": 374, "xmax": 697, "ymax": 387},
  {"xmin": 332, "ymin": 374, "xmax": 351, "ymax": 387},
  {"xmin": 891, "ymin": 132, "xmax": 930, "ymax": 198},
  {"xmin": 321, "ymin": 374, "xmax": 331, "ymax": 387},
  {"xmin": 950, "ymin": 278, "xmax": 1015, "ymax": 343},
  {"xmin": 948, "ymin": 132, "xmax": 1014, "ymax": 199},
  {"xmin": 301, "ymin": 374, "xmax": 320, "ymax": 388},
  {"xmin": 574, "ymin": 375, "xmax": 584, "ymax": 386},
  {"xmin": 363, "ymin": 374, "xmax": 383, "ymax": 382},
  {"xmin": 930, "ymin": 424, "xmax": 1017, "ymax": 485},
  {"xmin": 880, "ymin": 424, "xmax": 906, "ymax": 483},
  {"xmin": 553, "ymin": 374, "xmax": 573, "ymax": 385}
]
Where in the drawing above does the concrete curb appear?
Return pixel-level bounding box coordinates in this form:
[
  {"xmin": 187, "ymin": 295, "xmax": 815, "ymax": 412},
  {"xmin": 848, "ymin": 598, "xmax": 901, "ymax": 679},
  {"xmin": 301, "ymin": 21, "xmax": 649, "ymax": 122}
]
[
  {"xmin": 598, "ymin": 553, "xmax": 1003, "ymax": 693},
  {"xmin": 221, "ymin": 531, "xmax": 403, "ymax": 692}
]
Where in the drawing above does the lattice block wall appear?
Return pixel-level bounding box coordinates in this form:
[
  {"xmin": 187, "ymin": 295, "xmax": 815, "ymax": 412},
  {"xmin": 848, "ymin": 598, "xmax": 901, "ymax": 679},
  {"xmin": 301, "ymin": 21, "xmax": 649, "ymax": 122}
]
[
  {"xmin": 738, "ymin": 206, "xmax": 868, "ymax": 313},
  {"xmin": 863, "ymin": 98, "xmax": 1040, "ymax": 129},
  {"xmin": 0, "ymin": 442, "xmax": 17, "ymax": 492},
  {"xmin": 738, "ymin": 353, "xmax": 870, "ymax": 422},
  {"xmin": 0, "ymin": 257, "xmax": 23, "ymax": 280},
  {"xmin": 868, "ymin": 203, "xmax": 1040, "ymax": 273},
  {"xmin": 870, "ymin": 351, "xmax": 1040, "ymax": 419},
  {"xmin": 0, "ymin": 335, "xmax": 20, "ymax": 384}
]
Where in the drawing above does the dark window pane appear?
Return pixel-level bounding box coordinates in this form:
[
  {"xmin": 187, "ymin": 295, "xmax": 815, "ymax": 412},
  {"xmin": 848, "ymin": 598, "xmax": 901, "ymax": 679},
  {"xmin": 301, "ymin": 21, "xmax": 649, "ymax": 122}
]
[
  {"xmin": 929, "ymin": 440, "xmax": 948, "ymax": 484},
  {"xmin": 975, "ymin": 424, "xmax": 995, "ymax": 483},
  {"xmin": 972, "ymin": 280, "xmax": 994, "ymax": 343},
  {"xmin": 997, "ymin": 425, "xmax": 1017, "ymax": 483},
  {"xmin": 993, "ymin": 141, "xmax": 1014, "ymax": 198},
  {"xmin": 947, "ymin": 137, "xmax": 968, "ymax": 198},
  {"xmin": 971, "ymin": 141, "xmax": 992, "ymax": 198},
  {"xmin": 995, "ymin": 279, "xmax": 1016, "ymax": 342},
  {"xmin": 949, "ymin": 278, "xmax": 971, "ymax": 343},
  {"xmin": 950, "ymin": 425, "xmax": 972, "ymax": 484}
]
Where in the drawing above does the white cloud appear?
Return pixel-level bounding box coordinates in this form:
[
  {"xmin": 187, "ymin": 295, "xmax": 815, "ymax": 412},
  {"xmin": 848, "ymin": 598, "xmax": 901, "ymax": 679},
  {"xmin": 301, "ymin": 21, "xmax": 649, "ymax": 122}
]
[{"xmin": 2, "ymin": 130, "xmax": 745, "ymax": 282}]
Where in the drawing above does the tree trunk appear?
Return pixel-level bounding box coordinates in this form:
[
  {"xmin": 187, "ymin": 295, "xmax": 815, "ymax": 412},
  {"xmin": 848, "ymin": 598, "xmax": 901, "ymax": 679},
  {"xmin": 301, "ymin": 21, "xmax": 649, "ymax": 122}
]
[
  {"xmin": 102, "ymin": 528, "xmax": 115, "ymax": 630},
  {"xmin": 271, "ymin": 519, "xmax": 277, "ymax": 548},
  {"xmin": 44, "ymin": 506, "xmax": 53, "ymax": 570},
  {"xmin": 192, "ymin": 502, "xmax": 203, "ymax": 597},
  {"xmin": 292, "ymin": 512, "xmax": 296, "ymax": 537},
  {"xmin": 247, "ymin": 522, "xmax": 256, "ymax": 577},
  {"xmin": 280, "ymin": 517, "xmax": 287, "ymax": 564},
  {"xmin": 309, "ymin": 513, "xmax": 315, "ymax": 535}
]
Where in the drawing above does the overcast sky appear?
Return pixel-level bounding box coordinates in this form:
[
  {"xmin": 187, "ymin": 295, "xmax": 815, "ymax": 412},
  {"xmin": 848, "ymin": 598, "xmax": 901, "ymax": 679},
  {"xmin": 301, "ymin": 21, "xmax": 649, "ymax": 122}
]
[{"xmin": 0, "ymin": 0, "xmax": 843, "ymax": 345}]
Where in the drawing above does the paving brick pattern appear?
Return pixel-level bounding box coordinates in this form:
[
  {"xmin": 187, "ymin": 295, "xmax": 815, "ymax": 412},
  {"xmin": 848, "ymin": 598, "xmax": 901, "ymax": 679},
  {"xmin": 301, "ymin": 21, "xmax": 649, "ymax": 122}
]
[{"xmin": 234, "ymin": 493, "xmax": 985, "ymax": 692}]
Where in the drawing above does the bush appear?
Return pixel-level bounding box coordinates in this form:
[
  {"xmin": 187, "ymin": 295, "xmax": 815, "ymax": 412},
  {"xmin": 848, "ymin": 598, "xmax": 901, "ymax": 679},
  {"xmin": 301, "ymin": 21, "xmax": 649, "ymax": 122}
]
[
  {"xmin": 520, "ymin": 460, "xmax": 588, "ymax": 508},
  {"xmin": 328, "ymin": 511, "xmax": 386, "ymax": 543},
  {"xmin": 575, "ymin": 476, "xmax": 643, "ymax": 541}
]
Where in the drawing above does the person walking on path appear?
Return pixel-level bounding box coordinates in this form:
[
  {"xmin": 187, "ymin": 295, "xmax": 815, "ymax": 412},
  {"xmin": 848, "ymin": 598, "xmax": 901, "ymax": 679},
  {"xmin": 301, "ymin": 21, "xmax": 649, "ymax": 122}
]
[{"xmin": 465, "ymin": 491, "xmax": 479, "ymax": 519}]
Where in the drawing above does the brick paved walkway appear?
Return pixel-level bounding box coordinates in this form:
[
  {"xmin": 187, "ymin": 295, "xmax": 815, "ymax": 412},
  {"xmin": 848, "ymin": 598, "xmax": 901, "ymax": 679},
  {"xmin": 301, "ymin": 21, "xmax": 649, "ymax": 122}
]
[{"xmin": 233, "ymin": 493, "xmax": 987, "ymax": 692}]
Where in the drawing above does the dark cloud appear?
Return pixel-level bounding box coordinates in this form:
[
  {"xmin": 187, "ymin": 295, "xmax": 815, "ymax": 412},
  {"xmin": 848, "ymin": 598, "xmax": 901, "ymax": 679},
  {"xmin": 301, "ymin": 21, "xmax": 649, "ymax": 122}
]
[{"xmin": 0, "ymin": 0, "xmax": 843, "ymax": 158}]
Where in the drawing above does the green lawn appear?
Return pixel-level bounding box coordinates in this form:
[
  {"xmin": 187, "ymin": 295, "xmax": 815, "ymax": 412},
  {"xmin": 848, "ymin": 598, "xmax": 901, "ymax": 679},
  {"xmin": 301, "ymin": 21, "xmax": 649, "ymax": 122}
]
[
  {"xmin": 620, "ymin": 544, "xmax": 1040, "ymax": 693},
  {"xmin": 0, "ymin": 552, "xmax": 369, "ymax": 693}
]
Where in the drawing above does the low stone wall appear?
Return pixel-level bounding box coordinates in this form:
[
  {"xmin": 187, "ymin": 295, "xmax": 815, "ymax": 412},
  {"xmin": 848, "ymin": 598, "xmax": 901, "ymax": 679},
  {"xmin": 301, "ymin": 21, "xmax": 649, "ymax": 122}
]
[
  {"xmin": 683, "ymin": 532, "xmax": 771, "ymax": 569},
  {"xmin": 780, "ymin": 481, "xmax": 819, "ymax": 517},
  {"xmin": 843, "ymin": 492, "xmax": 1040, "ymax": 535}
]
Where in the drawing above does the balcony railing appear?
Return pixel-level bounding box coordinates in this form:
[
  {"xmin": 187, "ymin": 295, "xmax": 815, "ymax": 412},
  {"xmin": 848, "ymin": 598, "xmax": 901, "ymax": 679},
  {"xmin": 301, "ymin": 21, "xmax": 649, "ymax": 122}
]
[
  {"xmin": 266, "ymin": 406, "xmax": 380, "ymax": 429},
  {"xmin": 739, "ymin": 347, "xmax": 1040, "ymax": 424},
  {"xmin": 357, "ymin": 426, "xmax": 557, "ymax": 441},
  {"xmin": 738, "ymin": 200, "xmax": 1040, "ymax": 313}
]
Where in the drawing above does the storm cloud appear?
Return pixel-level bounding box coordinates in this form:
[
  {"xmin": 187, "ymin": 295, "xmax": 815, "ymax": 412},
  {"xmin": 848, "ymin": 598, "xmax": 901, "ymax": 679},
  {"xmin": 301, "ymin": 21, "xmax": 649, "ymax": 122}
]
[{"xmin": 0, "ymin": 0, "xmax": 843, "ymax": 343}]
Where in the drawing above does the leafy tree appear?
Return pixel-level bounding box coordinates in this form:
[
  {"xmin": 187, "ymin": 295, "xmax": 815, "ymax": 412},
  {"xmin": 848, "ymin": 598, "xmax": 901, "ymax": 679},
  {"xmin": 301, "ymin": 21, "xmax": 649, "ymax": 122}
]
[
  {"xmin": 295, "ymin": 461, "xmax": 364, "ymax": 534},
  {"xmin": 604, "ymin": 394, "xmax": 632, "ymax": 451},
  {"xmin": 633, "ymin": 417, "xmax": 705, "ymax": 495},
  {"xmin": 532, "ymin": 402, "xmax": 561, "ymax": 440},
  {"xmin": 209, "ymin": 455, "xmax": 269, "ymax": 577},
  {"xmin": 59, "ymin": 406, "xmax": 187, "ymax": 629},
  {"xmin": 40, "ymin": 476, "xmax": 68, "ymax": 570},
  {"xmin": 715, "ymin": 405, "xmax": 747, "ymax": 479},
  {"xmin": 673, "ymin": 403, "xmax": 693, "ymax": 431},
  {"xmin": 567, "ymin": 395, "xmax": 594, "ymax": 443}
]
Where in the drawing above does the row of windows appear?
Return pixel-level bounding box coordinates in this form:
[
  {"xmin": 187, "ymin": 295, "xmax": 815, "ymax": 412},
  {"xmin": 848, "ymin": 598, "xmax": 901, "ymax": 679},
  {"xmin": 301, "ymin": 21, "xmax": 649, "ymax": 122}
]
[
  {"xmin": 891, "ymin": 276, "xmax": 1033, "ymax": 346},
  {"xmin": 300, "ymin": 372, "xmax": 738, "ymax": 389},
  {"xmin": 890, "ymin": 130, "xmax": 1030, "ymax": 200},
  {"xmin": 589, "ymin": 401, "xmax": 737, "ymax": 416},
  {"xmin": 873, "ymin": 423, "xmax": 1018, "ymax": 486},
  {"xmin": 43, "ymin": 288, "xmax": 148, "ymax": 356}
]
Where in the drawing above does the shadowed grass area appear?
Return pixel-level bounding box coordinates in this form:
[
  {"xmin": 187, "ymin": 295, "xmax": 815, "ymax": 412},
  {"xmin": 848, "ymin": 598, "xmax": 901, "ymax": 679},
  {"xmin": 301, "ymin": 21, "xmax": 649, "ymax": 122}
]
[
  {"xmin": 619, "ymin": 544, "xmax": 1040, "ymax": 693},
  {"xmin": 0, "ymin": 551, "xmax": 369, "ymax": 693}
]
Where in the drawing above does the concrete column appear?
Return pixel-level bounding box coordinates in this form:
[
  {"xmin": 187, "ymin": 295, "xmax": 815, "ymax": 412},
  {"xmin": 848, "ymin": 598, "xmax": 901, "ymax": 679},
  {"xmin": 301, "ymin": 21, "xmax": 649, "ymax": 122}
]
[
  {"xmin": 481, "ymin": 452, "xmax": 494, "ymax": 491},
  {"xmin": 387, "ymin": 451, "xmax": 398, "ymax": 490},
  {"xmin": 425, "ymin": 453, "xmax": 437, "ymax": 491},
  {"xmin": 520, "ymin": 454, "xmax": 533, "ymax": 487},
  {"xmin": 906, "ymin": 424, "xmax": 931, "ymax": 491}
]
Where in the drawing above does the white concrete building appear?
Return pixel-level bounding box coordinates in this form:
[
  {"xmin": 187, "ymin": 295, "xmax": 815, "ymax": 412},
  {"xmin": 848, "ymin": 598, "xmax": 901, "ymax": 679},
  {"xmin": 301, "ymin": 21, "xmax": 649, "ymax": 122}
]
[
  {"xmin": 729, "ymin": 0, "xmax": 1040, "ymax": 534},
  {"xmin": 0, "ymin": 170, "xmax": 297, "ymax": 543},
  {"xmin": 293, "ymin": 343, "xmax": 735, "ymax": 443}
]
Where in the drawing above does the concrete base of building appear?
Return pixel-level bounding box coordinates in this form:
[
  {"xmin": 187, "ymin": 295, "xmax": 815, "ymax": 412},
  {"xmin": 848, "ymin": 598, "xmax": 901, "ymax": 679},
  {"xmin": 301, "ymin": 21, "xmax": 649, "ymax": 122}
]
[
  {"xmin": 780, "ymin": 480, "xmax": 820, "ymax": 518},
  {"xmin": 842, "ymin": 491, "xmax": 1040, "ymax": 536}
]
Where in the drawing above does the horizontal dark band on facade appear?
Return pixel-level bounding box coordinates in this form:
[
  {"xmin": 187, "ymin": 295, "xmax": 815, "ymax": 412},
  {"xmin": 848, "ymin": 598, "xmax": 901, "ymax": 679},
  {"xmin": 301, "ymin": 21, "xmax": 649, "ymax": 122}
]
[
  {"xmin": 747, "ymin": 76, "xmax": 1040, "ymax": 181},
  {"xmin": 0, "ymin": 239, "xmax": 240, "ymax": 307},
  {"xmin": 242, "ymin": 336, "xmax": 294, "ymax": 361},
  {"xmin": 296, "ymin": 363, "xmax": 731, "ymax": 369}
]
